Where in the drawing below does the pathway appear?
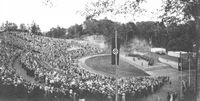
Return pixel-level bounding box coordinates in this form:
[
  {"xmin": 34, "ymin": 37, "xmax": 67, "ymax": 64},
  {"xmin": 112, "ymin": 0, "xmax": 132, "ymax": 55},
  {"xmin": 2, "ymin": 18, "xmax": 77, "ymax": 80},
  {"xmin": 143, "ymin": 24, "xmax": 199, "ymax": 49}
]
[{"xmin": 13, "ymin": 54, "xmax": 35, "ymax": 83}]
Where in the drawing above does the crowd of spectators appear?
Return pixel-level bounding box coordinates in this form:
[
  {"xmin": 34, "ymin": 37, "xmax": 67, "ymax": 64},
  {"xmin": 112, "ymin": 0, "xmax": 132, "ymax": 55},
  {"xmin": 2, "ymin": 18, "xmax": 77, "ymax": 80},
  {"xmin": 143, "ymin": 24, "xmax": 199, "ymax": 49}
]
[
  {"xmin": 0, "ymin": 43, "xmax": 44, "ymax": 99},
  {"xmin": 0, "ymin": 31, "xmax": 169, "ymax": 100}
]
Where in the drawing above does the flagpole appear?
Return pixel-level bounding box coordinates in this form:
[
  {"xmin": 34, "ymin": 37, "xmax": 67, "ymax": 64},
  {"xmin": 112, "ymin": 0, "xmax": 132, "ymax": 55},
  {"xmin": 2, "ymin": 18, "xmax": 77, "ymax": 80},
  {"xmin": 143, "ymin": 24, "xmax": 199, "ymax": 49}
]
[
  {"xmin": 189, "ymin": 52, "xmax": 191, "ymax": 86},
  {"xmin": 115, "ymin": 28, "xmax": 118, "ymax": 101}
]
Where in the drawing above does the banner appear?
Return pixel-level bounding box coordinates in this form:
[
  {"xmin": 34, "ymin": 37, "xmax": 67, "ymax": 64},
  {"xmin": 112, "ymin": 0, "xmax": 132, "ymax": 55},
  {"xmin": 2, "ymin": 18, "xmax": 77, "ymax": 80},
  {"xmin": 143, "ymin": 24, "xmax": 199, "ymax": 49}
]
[{"xmin": 111, "ymin": 37, "xmax": 120, "ymax": 65}]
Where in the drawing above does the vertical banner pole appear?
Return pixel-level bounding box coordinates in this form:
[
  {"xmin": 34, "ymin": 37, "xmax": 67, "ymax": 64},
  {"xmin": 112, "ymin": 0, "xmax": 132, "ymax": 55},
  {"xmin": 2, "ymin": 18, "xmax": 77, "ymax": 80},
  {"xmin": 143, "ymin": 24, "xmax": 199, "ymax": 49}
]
[
  {"xmin": 115, "ymin": 29, "xmax": 118, "ymax": 101},
  {"xmin": 189, "ymin": 52, "xmax": 191, "ymax": 87}
]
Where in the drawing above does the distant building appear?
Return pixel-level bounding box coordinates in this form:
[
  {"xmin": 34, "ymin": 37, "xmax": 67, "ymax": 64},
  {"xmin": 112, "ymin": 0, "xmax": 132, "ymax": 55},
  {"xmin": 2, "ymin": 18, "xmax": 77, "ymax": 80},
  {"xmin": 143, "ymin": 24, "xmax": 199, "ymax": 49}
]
[{"xmin": 151, "ymin": 48, "xmax": 166, "ymax": 55}]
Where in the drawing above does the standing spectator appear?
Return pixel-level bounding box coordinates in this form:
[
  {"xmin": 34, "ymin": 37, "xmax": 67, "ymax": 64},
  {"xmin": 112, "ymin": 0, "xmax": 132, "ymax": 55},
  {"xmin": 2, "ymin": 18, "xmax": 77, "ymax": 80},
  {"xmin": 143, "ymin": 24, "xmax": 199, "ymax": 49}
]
[
  {"xmin": 167, "ymin": 92, "xmax": 170, "ymax": 101},
  {"xmin": 173, "ymin": 92, "xmax": 177, "ymax": 101},
  {"xmin": 170, "ymin": 93, "xmax": 174, "ymax": 101}
]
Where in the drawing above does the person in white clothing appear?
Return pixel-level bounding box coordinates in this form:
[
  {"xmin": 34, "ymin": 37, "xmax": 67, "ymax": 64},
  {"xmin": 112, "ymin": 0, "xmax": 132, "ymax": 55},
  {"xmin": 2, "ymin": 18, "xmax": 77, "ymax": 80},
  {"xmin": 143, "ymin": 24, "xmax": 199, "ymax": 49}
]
[{"xmin": 169, "ymin": 93, "xmax": 173, "ymax": 101}]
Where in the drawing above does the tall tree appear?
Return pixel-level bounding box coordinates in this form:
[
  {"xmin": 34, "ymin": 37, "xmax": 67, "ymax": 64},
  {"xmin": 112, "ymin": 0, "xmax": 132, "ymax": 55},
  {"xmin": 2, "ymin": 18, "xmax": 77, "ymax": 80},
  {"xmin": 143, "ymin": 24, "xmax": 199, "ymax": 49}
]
[
  {"xmin": 0, "ymin": 21, "xmax": 18, "ymax": 31},
  {"xmin": 19, "ymin": 23, "xmax": 28, "ymax": 32},
  {"xmin": 30, "ymin": 22, "xmax": 42, "ymax": 35},
  {"xmin": 83, "ymin": 18, "xmax": 99, "ymax": 35},
  {"xmin": 161, "ymin": 0, "xmax": 200, "ymax": 45},
  {"xmin": 46, "ymin": 26, "xmax": 67, "ymax": 38},
  {"xmin": 67, "ymin": 24, "xmax": 83, "ymax": 38}
]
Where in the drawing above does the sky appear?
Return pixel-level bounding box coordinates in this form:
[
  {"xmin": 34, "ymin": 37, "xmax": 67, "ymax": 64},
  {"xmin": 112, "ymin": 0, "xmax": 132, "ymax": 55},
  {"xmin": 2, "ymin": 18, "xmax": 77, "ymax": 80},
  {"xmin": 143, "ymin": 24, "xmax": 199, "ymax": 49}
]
[{"xmin": 0, "ymin": 0, "xmax": 163, "ymax": 32}]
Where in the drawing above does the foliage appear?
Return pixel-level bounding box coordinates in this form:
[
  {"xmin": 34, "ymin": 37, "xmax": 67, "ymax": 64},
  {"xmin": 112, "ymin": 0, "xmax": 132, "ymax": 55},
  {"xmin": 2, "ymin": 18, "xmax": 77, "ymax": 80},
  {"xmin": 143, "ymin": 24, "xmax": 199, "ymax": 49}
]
[
  {"xmin": 0, "ymin": 21, "xmax": 18, "ymax": 31},
  {"xmin": 71, "ymin": 17, "xmax": 195, "ymax": 51},
  {"xmin": 81, "ymin": 18, "xmax": 138, "ymax": 44},
  {"xmin": 0, "ymin": 21, "xmax": 29, "ymax": 33},
  {"xmin": 161, "ymin": 0, "xmax": 200, "ymax": 51},
  {"xmin": 19, "ymin": 23, "xmax": 29, "ymax": 32},
  {"xmin": 135, "ymin": 21, "xmax": 166, "ymax": 47},
  {"xmin": 161, "ymin": 0, "xmax": 200, "ymax": 22},
  {"xmin": 19, "ymin": 24, "xmax": 27, "ymax": 31},
  {"xmin": 79, "ymin": 0, "xmax": 145, "ymax": 20},
  {"xmin": 30, "ymin": 22, "xmax": 42, "ymax": 36},
  {"xmin": 46, "ymin": 26, "xmax": 67, "ymax": 38},
  {"xmin": 67, "ymin": 24, "xmax": 83, "ymax": 38}
]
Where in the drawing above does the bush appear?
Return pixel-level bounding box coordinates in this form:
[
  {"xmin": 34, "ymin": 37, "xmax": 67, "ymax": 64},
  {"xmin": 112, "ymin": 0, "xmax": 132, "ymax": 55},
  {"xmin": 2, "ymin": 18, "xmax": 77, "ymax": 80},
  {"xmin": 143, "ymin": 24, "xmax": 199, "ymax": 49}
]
[{"xmin": 128, "ymin": 53, "xmax": 154, "ymax": 66}]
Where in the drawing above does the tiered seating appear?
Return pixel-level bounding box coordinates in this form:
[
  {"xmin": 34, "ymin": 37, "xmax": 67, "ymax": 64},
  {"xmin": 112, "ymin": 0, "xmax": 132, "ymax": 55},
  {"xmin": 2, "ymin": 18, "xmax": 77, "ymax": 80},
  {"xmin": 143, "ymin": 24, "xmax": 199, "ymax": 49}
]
[{"xmin": 0, "ymin": 31, "xmax": 169, "ymax": 99}]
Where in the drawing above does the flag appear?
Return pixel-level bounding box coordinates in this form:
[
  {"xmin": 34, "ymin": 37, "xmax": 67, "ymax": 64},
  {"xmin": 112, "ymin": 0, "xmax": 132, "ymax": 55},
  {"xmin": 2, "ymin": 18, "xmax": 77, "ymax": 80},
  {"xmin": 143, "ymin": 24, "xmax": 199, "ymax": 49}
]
[{"xmin": 111, "ymin": 36, "xmax": 120, "ymax": 65}]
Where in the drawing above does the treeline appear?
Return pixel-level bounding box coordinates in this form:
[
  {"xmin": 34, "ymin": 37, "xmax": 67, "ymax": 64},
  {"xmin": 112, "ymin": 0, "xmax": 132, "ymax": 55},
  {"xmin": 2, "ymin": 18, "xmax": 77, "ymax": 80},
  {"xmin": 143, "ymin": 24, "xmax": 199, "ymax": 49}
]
[
  {"xmin": 1, "ymin": 18, "xmax": 197, "ymax": 52},
  {"xmin": 67, "ymin": 18, "xmax": 138, "ymax": 44},
  {"xmin": 0, "ymin": 21, "xmax": 42, "ymax": 35},
  {"xmin": 67, "ymin": 18, "xmax": 196, "ymax": 52}
]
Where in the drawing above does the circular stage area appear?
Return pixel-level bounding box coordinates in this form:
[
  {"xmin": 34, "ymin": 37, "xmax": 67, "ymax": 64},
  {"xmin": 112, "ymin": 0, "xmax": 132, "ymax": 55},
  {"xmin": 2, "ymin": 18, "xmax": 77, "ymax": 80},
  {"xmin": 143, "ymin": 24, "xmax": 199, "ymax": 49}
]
[{"xmin": 83, "ymin": 55, "xmax": 149, "ymax": 77}]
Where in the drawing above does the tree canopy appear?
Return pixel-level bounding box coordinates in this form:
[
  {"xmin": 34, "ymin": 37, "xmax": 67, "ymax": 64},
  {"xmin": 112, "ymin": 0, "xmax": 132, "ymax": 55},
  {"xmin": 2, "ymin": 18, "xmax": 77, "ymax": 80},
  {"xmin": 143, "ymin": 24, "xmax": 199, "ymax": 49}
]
[
  {"xmin": 161, "ymin": 0, "xmax": 200, "ymax": 51},
  {"xmin": 30, "ymin": 22, "xmax": 42, "ymax": 35},
  {"xmin": 0, "ymin": 21, "xmax": 18, "ymax": 31},
  {"xmin": 46, "ymin": 26, "xmax": 67, "ymax": 38},
  {"xmin": 79, "ymin": 0, "xmax": 145, "ymax": 20}
]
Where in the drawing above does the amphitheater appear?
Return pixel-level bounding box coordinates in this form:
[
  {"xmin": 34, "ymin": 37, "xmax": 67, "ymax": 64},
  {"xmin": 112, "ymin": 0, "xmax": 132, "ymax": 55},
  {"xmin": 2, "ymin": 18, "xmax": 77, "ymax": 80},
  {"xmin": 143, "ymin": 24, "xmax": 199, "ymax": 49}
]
[{"xmin": 0, "ymin": 31, "xmax": 196, "ymax": 101}]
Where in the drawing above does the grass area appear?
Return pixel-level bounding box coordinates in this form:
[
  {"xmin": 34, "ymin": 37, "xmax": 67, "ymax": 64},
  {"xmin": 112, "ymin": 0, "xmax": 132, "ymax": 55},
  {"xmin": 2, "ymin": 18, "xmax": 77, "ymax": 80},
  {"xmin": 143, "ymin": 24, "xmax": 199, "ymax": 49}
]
[{"xmin": 85, "ymin": 55, "xmax": 149, "ymax": 77}]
